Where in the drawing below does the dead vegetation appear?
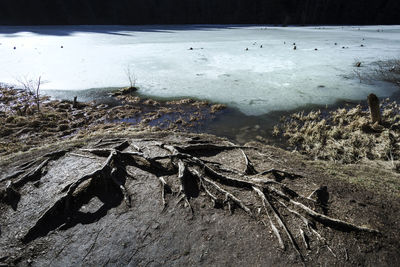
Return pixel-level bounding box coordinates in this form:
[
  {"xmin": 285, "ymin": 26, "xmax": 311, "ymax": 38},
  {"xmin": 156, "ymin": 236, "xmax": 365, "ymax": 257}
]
[
  {"xmin": 350, "ymin": 59, "xmax": 400, "ymax": 87},
  {"xmin": 372, "ymin": 59, "xmax": 400, "ymax": 87},
  {"xmin": 275, "ymin": 99, "xmax": 400, "ymax": 164},
  {"xmin": 0, "ymin": 137, "xmax": 379, "ymax": 264},
  {"xmin": 0, "ymin": 86, "xmax": 225, "ymax": 156}
]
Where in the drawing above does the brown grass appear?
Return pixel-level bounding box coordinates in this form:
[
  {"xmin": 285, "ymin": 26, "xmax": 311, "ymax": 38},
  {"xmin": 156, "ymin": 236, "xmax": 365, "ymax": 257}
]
[{"xmin": 275, "ymin": 100, "xmax": 400, "ymax": 164}]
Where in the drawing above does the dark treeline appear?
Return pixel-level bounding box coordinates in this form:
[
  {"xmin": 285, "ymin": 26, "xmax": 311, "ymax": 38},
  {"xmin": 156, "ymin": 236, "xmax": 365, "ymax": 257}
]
[{"xmin": 0, "ymin": 0, "xmax": 399, "ymax": 25}]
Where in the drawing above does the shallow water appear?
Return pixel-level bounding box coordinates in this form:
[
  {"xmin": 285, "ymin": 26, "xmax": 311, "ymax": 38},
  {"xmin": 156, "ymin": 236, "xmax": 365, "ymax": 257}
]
[
  {"xmin": 1, "ymin": 25, "xmax": 400, "ymax": 116},
  {"xmin": 38, "ymin": 87, "xmax": 385, "ymax": 146}
]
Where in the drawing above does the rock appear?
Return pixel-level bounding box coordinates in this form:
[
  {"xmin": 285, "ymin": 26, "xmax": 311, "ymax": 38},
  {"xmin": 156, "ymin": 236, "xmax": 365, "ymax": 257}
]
[{"xmin": 110, "ymin": 86, "xmax": 138, "ymax": 96}]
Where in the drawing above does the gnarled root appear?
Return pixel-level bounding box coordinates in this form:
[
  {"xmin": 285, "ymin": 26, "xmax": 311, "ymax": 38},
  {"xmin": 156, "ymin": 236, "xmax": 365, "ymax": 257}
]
[
  {"xmin": 15, "ymin": 139, "xmax": 378, "ymax": 263},
  {"xmin": 0, "ymin": 149, "xmax": 70, "ymax": 209}
]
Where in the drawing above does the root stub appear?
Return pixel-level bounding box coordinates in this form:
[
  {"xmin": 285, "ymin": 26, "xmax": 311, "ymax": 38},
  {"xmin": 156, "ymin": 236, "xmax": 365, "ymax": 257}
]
[{"xmin": 6, "ymin": 137, "xmax": 379, "ymax": 262}]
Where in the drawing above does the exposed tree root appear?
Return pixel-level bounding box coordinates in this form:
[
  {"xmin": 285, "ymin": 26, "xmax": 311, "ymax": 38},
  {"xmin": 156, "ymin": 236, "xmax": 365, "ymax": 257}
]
[
  {"xmin": 0, "ymin": 149, "xmax": 70, "ymax": 209},
  {"xmin": 0, "ymin": 182, "xmax": 21, "ymax": 211},
  {"xmin": 158, "ymin": 176, "xmax": 171, "ymax": 208},
  {"xmin": 254, "ymin": 186, "xmax": 303, "ymax": 261},
  {"xmin": 0, "ymin": 170, "xmax": 25, "ymax": 183},
  {"xmin": 2, "ymin": 139, "xmax": 379, "ymax": 262},
  {"xmin": 13, "ymin": 159, "xmax": 50, "ymax": 189},
  {"xmin": 23, "ymin": 148, "xmax": 128, "ymax": 243},
  {"xmin": 259, "ymin": 168, "xmax": 303, "ymax": 180}
]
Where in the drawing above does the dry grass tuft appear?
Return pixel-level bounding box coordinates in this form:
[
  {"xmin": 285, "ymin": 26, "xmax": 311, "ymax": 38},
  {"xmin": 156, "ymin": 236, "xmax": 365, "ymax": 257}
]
[{"xmin": 275, "ymin": 99, "xmax": 400, "ymax": 164}]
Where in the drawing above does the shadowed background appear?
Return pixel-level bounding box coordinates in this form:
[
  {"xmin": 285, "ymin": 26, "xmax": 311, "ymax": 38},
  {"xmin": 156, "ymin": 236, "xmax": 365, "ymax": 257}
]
[{"xmin": 0, "ymin": 0, "xmax": 399, "ymax": 25}]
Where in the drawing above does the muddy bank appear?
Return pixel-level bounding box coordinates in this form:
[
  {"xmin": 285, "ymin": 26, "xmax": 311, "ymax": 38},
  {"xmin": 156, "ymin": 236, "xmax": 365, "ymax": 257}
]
[{"xmin": 0, "ymin": 86, "xmax": 225, "ymax": 156}]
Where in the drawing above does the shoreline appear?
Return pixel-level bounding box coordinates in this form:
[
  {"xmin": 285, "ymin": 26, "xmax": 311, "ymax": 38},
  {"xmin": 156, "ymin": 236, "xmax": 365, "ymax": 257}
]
[
  {"xmin": 2, "ymin": 83, "xmax": 400, "ymax": 156},
  {"xmin": 1, "ymin": 84, "xmax": 400, "ymax": 266},
  {"xmin": 46, "ymin": 85, "xmax": 400, "ymax": 144},
  {"xmin": 0, "ymin": 85, "xmax": 226, "ymax": 156}
]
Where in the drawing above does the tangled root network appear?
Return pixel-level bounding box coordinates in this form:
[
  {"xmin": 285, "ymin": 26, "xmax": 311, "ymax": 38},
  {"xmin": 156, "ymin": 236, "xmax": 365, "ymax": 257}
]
[{"xmin": 1, "ymin": 137, "xmax": 378, "ymax": 263}]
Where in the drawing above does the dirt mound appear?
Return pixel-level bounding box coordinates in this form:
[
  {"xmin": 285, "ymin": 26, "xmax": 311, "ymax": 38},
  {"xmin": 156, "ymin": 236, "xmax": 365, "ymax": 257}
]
[{"xmin": 1, "ymin": 132, "xmax": 399, "ymax": 266}]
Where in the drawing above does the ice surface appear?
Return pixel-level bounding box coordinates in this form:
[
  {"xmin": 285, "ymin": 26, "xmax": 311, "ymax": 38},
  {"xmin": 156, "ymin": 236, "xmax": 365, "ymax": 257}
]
[{"xmin": 1, "ymin": 25, "xmax": 399, "ymax": 115}]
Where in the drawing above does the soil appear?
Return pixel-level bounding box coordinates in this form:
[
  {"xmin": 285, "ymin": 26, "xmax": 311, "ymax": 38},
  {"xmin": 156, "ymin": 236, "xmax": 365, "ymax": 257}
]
[
  {"xmin": 1, "ymin": 86, "xmax": 400, "ymax": 266},
  {"xmin": 0, "ymin": 131, "xmax": 399, "ymax": 266}
]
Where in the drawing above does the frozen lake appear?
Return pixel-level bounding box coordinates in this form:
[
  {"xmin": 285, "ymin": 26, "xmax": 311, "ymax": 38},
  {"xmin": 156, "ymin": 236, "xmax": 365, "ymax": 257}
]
[{"xmin": 1, "ymin": 25, "xmax": 400, "ymax": 115}]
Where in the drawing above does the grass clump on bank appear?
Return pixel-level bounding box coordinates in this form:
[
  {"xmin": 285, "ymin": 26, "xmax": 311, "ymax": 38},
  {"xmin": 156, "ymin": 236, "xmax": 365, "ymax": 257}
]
[{"xmin": 275, "ymin": 99, "xmax": 400, "ymax": 164}]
